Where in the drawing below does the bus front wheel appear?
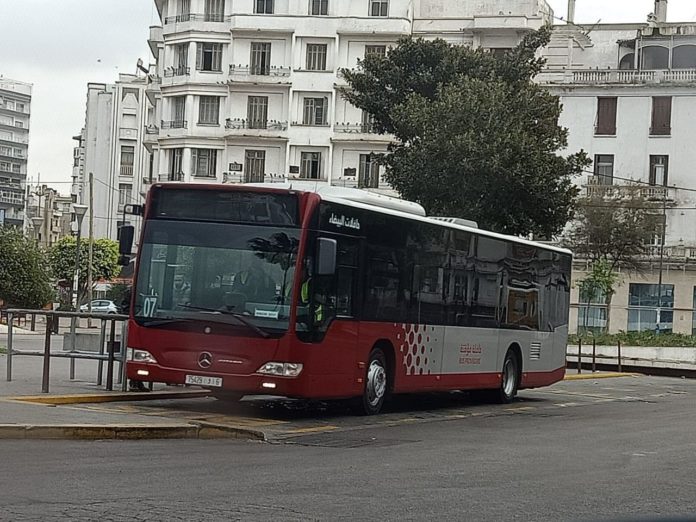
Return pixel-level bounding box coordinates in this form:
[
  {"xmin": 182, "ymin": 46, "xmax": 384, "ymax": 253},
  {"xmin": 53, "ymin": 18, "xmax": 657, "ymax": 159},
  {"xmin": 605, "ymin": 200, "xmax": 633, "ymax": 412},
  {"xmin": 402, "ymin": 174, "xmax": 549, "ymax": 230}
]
[{"xmin": 357, "ymin": 348, "xmax": 388, "ymax": 415}]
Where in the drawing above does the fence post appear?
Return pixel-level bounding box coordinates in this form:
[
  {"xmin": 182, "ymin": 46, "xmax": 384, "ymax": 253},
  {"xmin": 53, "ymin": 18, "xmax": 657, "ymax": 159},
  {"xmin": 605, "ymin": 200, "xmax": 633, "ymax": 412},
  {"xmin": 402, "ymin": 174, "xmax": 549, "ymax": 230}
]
[
  {"xmin": 592, "ymin": 338, "xmax": 597, "ymax": 373},
  {"xmin": 6, "ymin": 312, "xmax": 13, "ymax": 382},
  {"xmin": 30, "ymin": 313, "xmax": 36, "ymax": 332},
  {"xmin": 577, "ymin": 339, "xmax": 582, "ymax": 374},
  {"xmin": 96, "ymin": 320, "xmax": 106, "ymax": 386},
  {"xmin": 106, "ymin": 319, "xmax": 116, "ymax": 391},
  {"xmin": 41, "ymin": 315, "xmax": 53, "ymax": 393},
  {"xmin": 69, "ymin": 316, "xmax": 77, "ymax": 380},
  {"xmin": 617, "ymin": 340, "xmax": 622, "ymax": 373}
]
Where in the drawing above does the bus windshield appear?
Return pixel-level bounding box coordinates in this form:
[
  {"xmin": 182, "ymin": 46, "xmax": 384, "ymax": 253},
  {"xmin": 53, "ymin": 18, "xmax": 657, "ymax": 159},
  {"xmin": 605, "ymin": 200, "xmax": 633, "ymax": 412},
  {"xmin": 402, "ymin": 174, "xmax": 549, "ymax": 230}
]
[{"xmin": 133, "ymin": 219, "xmax": 300, "ymax": 335}]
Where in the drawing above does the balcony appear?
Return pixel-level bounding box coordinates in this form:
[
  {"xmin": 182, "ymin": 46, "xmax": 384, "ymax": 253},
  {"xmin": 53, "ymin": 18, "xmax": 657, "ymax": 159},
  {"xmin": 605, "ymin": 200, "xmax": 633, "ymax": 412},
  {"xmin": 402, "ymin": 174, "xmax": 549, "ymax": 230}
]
[
  {"xmin": 539, "ymin": 68, "xmax": 696, "ymax": 86},
  {"xmin": 0, "ymin": 134, "xmax": 28, "ymax": 146},
  {"xmin": 163, "ymin": 66, "xmax": 190, "ymax": 79},
  {"xmin": 120, "ymin": 165, "xmax": 134, "ymax": 177},
  {"xmin": 158, "ymin": 172, "xmax": 185, "ymax": 182},
  {"xmin": 145, "ymin": 78, "xmax": 161, "ymax": 106},
  {"xmin": 164, "ymin": 13, "xmax": 230, "ymax": 24},
  {"xmin": 161, "ymin": 120, "xmax": 187, "ymax": 130},
  {"xmin": 143, "ymin": 125, "xmax": 159, "ymax": 152},
  {"xmin": 225, "ymin": 118, "xmax": 288, "ymax": 140},
  {"xmin": 0, "ymin": 191, "xmax": 24, "ymax": 207},
  {"xmin": 222, "ymin": 172, "xmax": 311, "ymax": 184},
  {"xmin": 148, "ymin": 25, "xmax": 163, "ymax": 59},
  {"xmin": 228, "ymin": 65, "xmax": 292, "ymax": 85},
  {"xmin": 332, "ymin": 122, "xmax": 393, "ymax": 143},
  {"xmin": 584, "ymin": 177, "xmax": 675, "ymax": 201}
]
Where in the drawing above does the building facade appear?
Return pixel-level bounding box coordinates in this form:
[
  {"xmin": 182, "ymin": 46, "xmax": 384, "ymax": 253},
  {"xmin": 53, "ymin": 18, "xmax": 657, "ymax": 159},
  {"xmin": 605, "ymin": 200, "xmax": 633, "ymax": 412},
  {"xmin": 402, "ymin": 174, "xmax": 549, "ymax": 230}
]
[
  {"xmin": 145, "ymin": 0, "xmax": 552, "ymax": 192},
  {"xmin": 538, "ymin": 0, "xmax": 696, "ymax": 335},
  {"xmin": 25, "ymin": 185, "xmax": 73, "ymax": 249},
  {"xmin": 0, "ymin": 77, "xmax": 31, "ymax": 228},
  {"xmin": 74, "ymin": 75, "xmax": 152, "ymax": 242}
]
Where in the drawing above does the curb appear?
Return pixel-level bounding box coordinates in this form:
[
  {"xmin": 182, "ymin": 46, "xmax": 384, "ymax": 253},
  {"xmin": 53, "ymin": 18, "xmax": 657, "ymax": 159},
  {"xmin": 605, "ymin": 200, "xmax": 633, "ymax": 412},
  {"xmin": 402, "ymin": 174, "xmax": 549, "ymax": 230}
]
[
  {"xmin": 564, "ymin": 372, "xmax": 638, "ymax": 381},
  {"xmin": 7, "ymin": 390, "xmax": 212, "ymax": 405},
  {"xmin": 0, "ymin": 422, "xmax": 266, "ymax": 441}
]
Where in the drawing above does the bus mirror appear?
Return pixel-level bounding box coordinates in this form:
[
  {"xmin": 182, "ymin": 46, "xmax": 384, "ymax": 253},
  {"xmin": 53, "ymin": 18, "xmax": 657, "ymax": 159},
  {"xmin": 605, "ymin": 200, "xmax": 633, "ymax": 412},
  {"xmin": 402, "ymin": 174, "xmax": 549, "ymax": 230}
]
[
  {"xmin": 316, "ymin": 238, "xmax": 337, "ymax": 276},
  {"xmin": 118, "ymin": 225, "xmax": 135, "ymax": 266}
]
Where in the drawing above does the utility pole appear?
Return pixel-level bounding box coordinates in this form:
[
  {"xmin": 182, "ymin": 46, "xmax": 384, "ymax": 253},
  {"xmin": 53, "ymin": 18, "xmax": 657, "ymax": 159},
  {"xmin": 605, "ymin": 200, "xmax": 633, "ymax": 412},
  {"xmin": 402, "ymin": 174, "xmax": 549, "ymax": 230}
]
[{"xmin": 87, "ymin": 173, "xmax": 94, "ymax": 327}]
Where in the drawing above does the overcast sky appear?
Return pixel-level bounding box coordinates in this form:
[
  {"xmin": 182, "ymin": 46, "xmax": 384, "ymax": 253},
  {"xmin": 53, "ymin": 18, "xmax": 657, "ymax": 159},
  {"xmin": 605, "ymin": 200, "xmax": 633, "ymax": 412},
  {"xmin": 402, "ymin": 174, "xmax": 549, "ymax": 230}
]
[{"xmin": 1, "ymin": 0, "xmax": 695, "ymax": 193}]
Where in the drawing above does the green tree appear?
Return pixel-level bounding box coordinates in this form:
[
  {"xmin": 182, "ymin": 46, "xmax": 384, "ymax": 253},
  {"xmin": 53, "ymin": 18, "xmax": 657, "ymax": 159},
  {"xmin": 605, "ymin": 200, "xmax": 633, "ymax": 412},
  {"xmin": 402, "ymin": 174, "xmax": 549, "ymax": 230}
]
[
  {"xmin": 569, "ymin": 184, "xmax": 664, "ymax": 332},
  {"xmin": 48, "ymin": 237, "xmax": 120, "ymax": 308},
  {"xmin": 340, "ymin": 27, "xmax": 589, "ymax": 237},
  {"xmin": 0, "ymin": 226, "xmax": 54, "ymax": 308}
]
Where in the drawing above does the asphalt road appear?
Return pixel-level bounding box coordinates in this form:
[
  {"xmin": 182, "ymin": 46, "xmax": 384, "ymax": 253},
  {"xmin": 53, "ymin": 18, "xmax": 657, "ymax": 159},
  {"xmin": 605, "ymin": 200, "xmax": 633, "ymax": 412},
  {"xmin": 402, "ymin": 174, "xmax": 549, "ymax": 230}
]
[{"xmin": 2, "ymin": 376, "xmax": 696, "ymax": 521}]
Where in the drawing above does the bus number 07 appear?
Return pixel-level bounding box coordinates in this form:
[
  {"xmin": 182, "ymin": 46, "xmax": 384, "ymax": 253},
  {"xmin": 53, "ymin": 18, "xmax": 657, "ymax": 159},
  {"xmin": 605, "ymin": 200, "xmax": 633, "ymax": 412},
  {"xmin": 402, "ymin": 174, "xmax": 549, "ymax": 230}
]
[{"xmin": 143, "ymin": 297, "xmax": 158, "ymax": 317}]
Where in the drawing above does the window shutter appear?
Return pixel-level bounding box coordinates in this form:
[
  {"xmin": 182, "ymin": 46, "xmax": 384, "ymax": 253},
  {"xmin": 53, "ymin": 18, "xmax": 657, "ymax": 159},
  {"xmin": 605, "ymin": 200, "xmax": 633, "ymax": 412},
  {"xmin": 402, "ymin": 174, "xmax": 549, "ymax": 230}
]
[
  {"xmin": 596, "ymin": 97, "xmax": 617, "ymax": 135},
  {"xmin": 651, "ymin": 97, "xmax": 672, "ymax": 136}
]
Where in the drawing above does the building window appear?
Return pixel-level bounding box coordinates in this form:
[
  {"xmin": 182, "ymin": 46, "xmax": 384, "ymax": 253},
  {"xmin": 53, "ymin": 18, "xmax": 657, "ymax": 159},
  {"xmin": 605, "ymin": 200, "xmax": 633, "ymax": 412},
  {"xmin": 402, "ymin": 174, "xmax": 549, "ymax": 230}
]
[
  {"xmin": 628, "ymin": 283, "xmax": 674, "ymax": 333},
  {"xmin": 178, "ymin": 0, "xmax": 191, "ymax": 19},
  {"xmin": 361, "ymin": 110, "xmax": 376, "ymax": 133},
  {"xmin": 198, "ymin": 96, "xmax": 220, "ymax": 125},
  {"xmin": 244, "ymin": 150, "xmax": 266, "ymax": 182},
  {"xmin": 118, "ymin": 183, "xmax": 132, "ymax": 207},
  {"xmin": 191, "ymin": 149, "xmax": 217, "ymax": 178},
  {"xmin": 204, "ymin": 0, "xmax": 225, "ymax": 21},
  {"xmin": 303, "ymin": 98, "xmax": 326, "ymax": 125},
  {"xmin": 247, "ymin": 96, "xmax": 268, "ymax": 129},
  {"xmin": 369, "ymin": 0, "xmax": 389, "ymax": 16},
  {"xmin": 593, "ymin": 154, "xmax": 614, "ymax": 185},
  {"xmin": 365, "ymin": 45, "xmax": 387, "ymax": 58},
  {"xmin": 169, "ymin": 148, "xmax": 184, "ymax": 181},
  {"xmin": 650, "ymin": 97, "xmax": 672, "ymax": 136},
  {"xmin": 250, "ymin": 42, "xmax": 272, "ymax": 75},
  {"xmin": 11, "ymin": 164, "xmax": 20, "ymax": 174},
  {"xmin": 254, "ymin": 0, "xmax": 274, "ymax": 14},
  {"xmin": 359, "ymin": 154, "xmax": 380, "ymax": 188},
  {"xmin": 15, "ymin": 103, "xmax": 25, "ymax": 113},
  {"xmin": 120, "ymin": 146, "xmax": 135, "ymax": 176},
  {"xmin": 489, "ymin": 48, "xmax": 513, "ymax": 58},
  {"xmin": 172, "ymin": 96, "xmax": 186, "ymax": 125},
  {"xmin": 300, "ymin": 152, "xmax": 321, "ymax": 179},
  {"xmin": 306, "ymin": 44, "xmax": 328, "ymax": 71},
  {"xmin": 649, "ymin": 155, "xmax": 669, "ymax": 186},
  {"xmin": 174, "ymin": 43, "xmax": 189, "ymax": 75},
  {"xmin": 595, "ymin": 97, "xmax": 617, "ymax": 136},
  {"xmin": 310, "ymin": 0, "xmax": 328, "ymax": 15},
  {"xmin": 196, "ymin": 43, "xmax": 223, "ymax": 72}
]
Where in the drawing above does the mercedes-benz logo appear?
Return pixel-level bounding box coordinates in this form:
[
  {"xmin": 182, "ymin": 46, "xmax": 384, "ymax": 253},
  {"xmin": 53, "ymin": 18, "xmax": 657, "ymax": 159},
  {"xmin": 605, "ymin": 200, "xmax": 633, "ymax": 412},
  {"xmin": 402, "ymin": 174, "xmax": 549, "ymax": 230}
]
[{"xmin": 198, "ymin": 352, "xmax": 213, "ymax": 369}]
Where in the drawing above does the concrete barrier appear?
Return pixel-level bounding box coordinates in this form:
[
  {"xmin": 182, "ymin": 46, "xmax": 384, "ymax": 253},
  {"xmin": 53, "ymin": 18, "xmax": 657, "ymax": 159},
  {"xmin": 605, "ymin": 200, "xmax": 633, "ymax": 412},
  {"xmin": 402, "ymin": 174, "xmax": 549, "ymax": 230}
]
[{"xmin": 567, "ymin": 344, "xmax": 696, "ymax": 371}]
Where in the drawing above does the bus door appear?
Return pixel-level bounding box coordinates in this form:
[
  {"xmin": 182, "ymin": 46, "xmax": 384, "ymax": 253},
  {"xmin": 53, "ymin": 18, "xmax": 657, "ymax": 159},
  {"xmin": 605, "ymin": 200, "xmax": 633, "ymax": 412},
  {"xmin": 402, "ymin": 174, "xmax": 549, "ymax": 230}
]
[{"xmin": 300, "ymin": 233, "xmax": 362, "ymax": 395}]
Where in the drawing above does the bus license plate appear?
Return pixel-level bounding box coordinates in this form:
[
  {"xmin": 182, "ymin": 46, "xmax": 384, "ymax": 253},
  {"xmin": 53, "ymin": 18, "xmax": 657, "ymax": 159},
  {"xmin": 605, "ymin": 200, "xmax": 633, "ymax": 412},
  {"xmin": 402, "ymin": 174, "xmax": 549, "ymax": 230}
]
[{"xmin": 185, "ymin": 375, "xmax": 223, "ymax": 387}]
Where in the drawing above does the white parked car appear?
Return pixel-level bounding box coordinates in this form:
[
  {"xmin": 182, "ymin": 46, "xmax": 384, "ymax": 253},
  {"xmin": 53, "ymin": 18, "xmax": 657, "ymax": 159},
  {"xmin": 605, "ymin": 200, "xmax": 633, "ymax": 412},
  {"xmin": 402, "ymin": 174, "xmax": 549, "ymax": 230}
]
[{"xmin": 80, "ymin": 300, "xmax": 119, "ymax": 314}]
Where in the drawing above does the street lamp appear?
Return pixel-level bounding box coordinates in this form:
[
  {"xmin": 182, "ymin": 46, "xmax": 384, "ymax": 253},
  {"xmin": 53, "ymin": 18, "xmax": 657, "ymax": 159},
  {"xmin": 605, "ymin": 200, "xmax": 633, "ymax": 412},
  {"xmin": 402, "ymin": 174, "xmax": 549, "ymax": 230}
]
[
  {"xmin": 31, "ymin": 216, "xmax": 43, "ymax": 245},
  {"xmin": 71, "ymin": 204, "xmax": 88, "ymax": 310}
]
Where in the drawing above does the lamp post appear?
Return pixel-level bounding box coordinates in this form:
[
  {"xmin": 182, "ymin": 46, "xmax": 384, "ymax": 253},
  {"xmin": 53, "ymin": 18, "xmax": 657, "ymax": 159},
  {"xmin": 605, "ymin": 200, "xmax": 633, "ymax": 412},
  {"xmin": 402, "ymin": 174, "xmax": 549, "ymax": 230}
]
[
  {"xmin": 31, "ymin": 216, "xmax": 43, "ymax": 246},
  {"xmin": 71, "ymin": 204, "xmax": 88, "ymax": 310}
]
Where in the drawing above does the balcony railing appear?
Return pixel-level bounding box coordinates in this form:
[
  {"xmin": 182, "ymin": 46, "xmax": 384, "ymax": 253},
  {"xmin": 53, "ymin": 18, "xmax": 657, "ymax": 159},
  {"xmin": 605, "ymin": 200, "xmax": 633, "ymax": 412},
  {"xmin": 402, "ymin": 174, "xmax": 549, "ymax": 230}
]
[
  {"xmin": 164, "ymin": 66, "xmax": 190, "ymax": 77},
  {"xmin": 229, "ymin": 65, "xmax": 291, "ymax": 78},
  {"xmin": 0, "ymin": 134, "xmax": 28, "ymax": 145},
  {"xmin": 335, "ymin": 123, "xmax": 379, "ymax": 134},
  {"xmin": 584, "ymin": 177, "xmax": 673, "ymax": 201},
  {"xmin": 0, "ymin": 191, "xmax": 24, "ymax": 206},
  {"xmin": 145, "ymin": 124, "xmax": 160, "ymax": 135},
  {"xmin": 164, "ymin": 13, "xmax": 231, "ymax": 24},
  {"xmin": 225, "ymin": 118, "xmax": 288, "ymax": 131},
  {"xmin": 120, "ymin": 165, "xmax": 134, "ymax": 176},
  {"xmin": 539, "ymin": 68, "xmax": 696, "ymax": 85},
  {"xmin": 159, "ymin": 172, "xmax": 184, "ymax": 182},
  {"xmin": 161, "ymin": 120, "xmax": 187, "ymax": 130}
]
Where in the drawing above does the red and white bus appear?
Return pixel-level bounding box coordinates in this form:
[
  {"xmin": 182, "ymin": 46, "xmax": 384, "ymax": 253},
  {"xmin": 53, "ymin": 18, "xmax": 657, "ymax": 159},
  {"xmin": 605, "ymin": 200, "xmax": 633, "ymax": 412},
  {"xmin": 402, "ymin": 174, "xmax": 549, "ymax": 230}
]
[{"xmin": 124, "ymin": 182, "xmax": 571, "ymax": 414}]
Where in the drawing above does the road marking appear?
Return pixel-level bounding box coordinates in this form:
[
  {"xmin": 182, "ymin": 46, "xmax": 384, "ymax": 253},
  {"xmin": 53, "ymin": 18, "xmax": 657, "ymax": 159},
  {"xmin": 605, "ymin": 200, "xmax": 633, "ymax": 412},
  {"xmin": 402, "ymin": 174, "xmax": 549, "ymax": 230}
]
[{"xmin": 283, "ymin": 425, "xmax": 338, "ymax": 435}]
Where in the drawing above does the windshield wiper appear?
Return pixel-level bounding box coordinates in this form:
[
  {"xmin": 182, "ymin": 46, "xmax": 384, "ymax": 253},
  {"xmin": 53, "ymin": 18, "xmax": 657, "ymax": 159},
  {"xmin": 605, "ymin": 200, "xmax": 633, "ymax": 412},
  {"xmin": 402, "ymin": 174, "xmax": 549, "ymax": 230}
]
[
  {"xmin": 137, "ymin": 316, "xmax": 196, "ymax": 327},
  {"xmin": 177, "ymin": 304, "xmax": 271, "ymax": 339}
]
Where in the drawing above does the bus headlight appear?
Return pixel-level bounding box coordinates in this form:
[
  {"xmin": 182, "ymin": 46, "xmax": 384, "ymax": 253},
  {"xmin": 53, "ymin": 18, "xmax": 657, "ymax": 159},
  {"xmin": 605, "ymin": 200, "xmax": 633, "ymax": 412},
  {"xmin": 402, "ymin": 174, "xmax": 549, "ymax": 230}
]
[
  {"xmin": 257, "ymin": 362, "xmax": 304, "ymax": 377},
  {"xmin": 128, "ymin": 348, "xmax": 158, "ymax": 364}
]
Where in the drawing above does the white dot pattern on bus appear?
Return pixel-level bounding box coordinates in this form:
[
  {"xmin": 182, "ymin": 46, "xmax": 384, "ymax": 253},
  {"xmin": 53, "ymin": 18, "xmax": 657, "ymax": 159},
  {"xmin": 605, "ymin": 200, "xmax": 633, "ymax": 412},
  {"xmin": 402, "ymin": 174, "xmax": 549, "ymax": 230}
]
[{"xmin": 396, "ymin": 324, "xmax": 439, "ymax": 376}]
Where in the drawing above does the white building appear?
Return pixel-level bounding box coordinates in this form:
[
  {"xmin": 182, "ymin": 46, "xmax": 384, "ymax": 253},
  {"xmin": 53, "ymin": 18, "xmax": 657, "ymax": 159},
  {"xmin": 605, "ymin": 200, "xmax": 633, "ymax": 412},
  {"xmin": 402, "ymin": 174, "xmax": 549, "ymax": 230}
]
[
  {"xmin": 74, "ymin": 74, "xmax": 153, "ymax": 241},
  {"xmin": 538, "ymin": 0, "xmax": 696, "ymax": 335},
  {"xmin": 0, "ymin": 76, "xmax": 31, "ymax": 228},
  {"xmin": 145, "ymin": 0, "xmax": 552, "ymax": 192}
]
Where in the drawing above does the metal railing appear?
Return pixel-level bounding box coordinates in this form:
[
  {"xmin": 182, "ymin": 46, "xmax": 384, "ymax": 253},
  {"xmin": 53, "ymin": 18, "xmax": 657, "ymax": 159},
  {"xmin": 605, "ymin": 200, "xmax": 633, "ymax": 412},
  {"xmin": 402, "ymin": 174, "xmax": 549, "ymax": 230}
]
[
  {"xmin": 161, "ymin": 120, "xmax": 188, "ymax": 129},
  {"xmin": 228, "ymin": 65, "xmax": 291, "ymax": 77},
  {"xmin": 163, "ymin": 66, "xmax": 190, "ymax": 77},
  {"xmin": 569, "ymin": 338, "xmax": 623, "ymax": 374},
  {"xmin": 539, "ymin": 68, "xmax": 696, "ymax": 85},
  {"xmin": 4, "ymin": 309, "xmax": 129, "ymax": 393},
  {"xmin": 224, "ymin": 118, "xmax": 288, "ymax": 131},
  {"xmin": 335, "ymin": 122, "xmax": 379, "ymax": 134},
  {"xmin": 164, "ymin": 13, "xmax": 231, "ymax": 24}
]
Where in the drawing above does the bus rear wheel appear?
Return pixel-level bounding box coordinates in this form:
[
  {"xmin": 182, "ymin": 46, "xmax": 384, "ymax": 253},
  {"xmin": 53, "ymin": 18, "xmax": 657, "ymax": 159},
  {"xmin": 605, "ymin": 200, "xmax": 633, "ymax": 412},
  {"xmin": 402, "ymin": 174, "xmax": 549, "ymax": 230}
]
[
  {"xmin": 496, "ymin": 350, "xmax": 520, "ymax": 404},
  {"xmin": 356, "ymin": 348, "xmax": 388, "ymax": 415}
]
